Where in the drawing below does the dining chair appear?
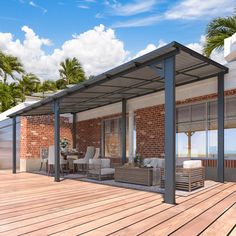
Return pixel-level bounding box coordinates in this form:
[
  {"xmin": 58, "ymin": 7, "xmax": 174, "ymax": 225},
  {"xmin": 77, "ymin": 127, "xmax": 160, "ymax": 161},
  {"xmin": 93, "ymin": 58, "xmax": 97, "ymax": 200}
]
[
  {"xmin": 39, "ymin": 147, "xmax": 49, "ymax": 171},
  {"xmin": 48, "ymin": 145, "xmax": 68, "ymax": 176}
]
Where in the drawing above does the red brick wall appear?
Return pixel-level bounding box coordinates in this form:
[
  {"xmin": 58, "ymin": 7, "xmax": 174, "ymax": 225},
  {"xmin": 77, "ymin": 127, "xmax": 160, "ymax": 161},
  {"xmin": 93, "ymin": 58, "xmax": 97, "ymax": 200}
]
[
  {"xmin": 136, "ymin": 104, "xmax": 165, "ymax": 158},
  {"xmin": 76, "ymin": 114, "xmax": 123, "ymax": 164},
  {"xmin": 20, "ymin": 115, "xmax": 72, "ymax": 159},
  {"xmin": 76, "ymin": 118, "xmax": 101, "ymax": 155}
]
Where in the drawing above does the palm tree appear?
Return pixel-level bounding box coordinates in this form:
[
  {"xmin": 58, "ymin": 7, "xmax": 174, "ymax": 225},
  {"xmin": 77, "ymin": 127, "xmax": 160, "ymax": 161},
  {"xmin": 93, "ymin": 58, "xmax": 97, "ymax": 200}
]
[
  {"xmin": 18, "ymin": 73, "xmax": 40, "ymax": 96},
  {"xmin": 0, "ymin": 51, "xmax": 24, "ymax": 84},
  {"xmin": 55, "ymin": 78, "xmax": 67, "ymax": 89},
  {"xmin": 9, "ymin": 82, "xmax": 25, "ymax": 104},
  {"xmin": 0, "ymin": 51, "xmax": 11, "ymax": 83},
  {"xmin": 203, "ymin": 14, "xmax": 236, "ymax": 57},
  {"xmin": 59, "ymin": 57, "xmax": 86, "ymax": 87},
  {"xmin": 39, "ymin": 80, "xmax": 57, "ymax": 97},
  {"xmin": 0, "ymin": 83, "xmax": 13, "ymax": 112}
]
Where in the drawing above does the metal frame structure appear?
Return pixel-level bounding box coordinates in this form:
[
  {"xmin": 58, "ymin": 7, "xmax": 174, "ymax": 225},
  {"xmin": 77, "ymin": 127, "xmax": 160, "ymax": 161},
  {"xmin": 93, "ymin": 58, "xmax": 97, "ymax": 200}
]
[
  {"xmin": 164, "ymin": 56, "xmax": 176, "ymax": 204},
  {"xmin": 217, "ymin": 72, "xmax": 225, "ymax": 183},
  {"xmin": 9, "ymin": 41, "xmax": 228, "ymax": 204},
  {"xmin": 53, "ymin": 100, "xmax": 60, "ymax": 182},
  {"xmin": 121, "ymin": 99, "xmax": 127, "ymax": 165},
  {"xmin": 12, "ymin": 117, "xmax": 17, "ymax": 174},
  {"xmin": 72, "ymin": 113, "xmax": 77, "ymax": 149}
]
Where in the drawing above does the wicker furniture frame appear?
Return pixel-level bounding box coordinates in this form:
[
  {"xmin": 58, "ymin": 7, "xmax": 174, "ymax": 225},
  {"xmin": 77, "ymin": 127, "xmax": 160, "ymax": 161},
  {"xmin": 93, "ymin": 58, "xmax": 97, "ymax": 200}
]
[
  {"xmin": 87, "ymin": 160, "xmax": 114, "ymax": 181},
  {"xmin": 160, "ymin": 167, "xmax": 205, "ymax": 191},
  {"xmin": 115, "ymin": 167, "xmax": 153, "ymax": 186},
  {"xmin": 75, "ymin": 163, "xmax": 88, "ymax": 174}
]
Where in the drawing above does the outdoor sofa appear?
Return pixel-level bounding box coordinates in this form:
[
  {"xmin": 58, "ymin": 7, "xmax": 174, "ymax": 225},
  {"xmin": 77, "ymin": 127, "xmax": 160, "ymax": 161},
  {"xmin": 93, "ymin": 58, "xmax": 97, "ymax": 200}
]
[
  {"xmin": 160, "ymin": 160, "xmax": 205, "ymax": 191},
  {"xmin": 114, "ymin": 158, "xmax": 165, "ymax": 186}
]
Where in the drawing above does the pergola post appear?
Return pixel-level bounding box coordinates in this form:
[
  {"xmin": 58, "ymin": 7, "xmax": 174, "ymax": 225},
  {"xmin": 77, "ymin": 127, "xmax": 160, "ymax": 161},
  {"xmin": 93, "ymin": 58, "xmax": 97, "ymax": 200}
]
[
  {"xmin": 128, "ymin": 111, "xmax": 134, "ymax": 163},
  {"xmin": 72, "ymin": 113, "xmax": 77, "ymax": 149},
  {"xmin": 54, "ymin": 99, "xmax": 60, "ymax": 182},
  {"xmin": 101, "ymin": 120, "xmax": 105, "ymax": 158},
  {"xmin": 164, "ymin": 56, "xmax": 176, "ymax": 204},
  {"xmin": 12, "ymin": 116, "xmax": 17, "ymax": 174},
  {"xmin": 121, "ymin": 98, "xmax": 127, "ymax": 165},
  {"xmin": 217, "ymin": 72, "xmax": 225, "ymax": 183}
]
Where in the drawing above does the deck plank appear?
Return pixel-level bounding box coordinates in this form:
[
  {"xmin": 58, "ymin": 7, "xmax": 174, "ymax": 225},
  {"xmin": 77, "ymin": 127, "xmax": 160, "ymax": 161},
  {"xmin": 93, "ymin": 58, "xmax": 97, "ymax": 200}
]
[
  {"xmin": 200, "ymin": 203, "xmax": 236, "ymax": 236},
  {"xmin": 85, "ymin": 184, "xmax": 236, "ymax": 235},
  {"xmin": 138, "ymin": 184, "xmax": 236, "ymax": 236},
  {"xmin": 90, "ymin": 183, "xmax": 234, "ymax": 236},
  {"xmin": 170, "ymin": 191, "xmax": 236, "ymax": 236},
  {"xmin": 0, "ymin": 193, "xmax": 157, "ymax": 235},
  {"xmin": 0, "ymin": 171, "xmax": 235, "ymax": 236},
  {"xmin": 50, "ymin": 184, "xmax": 232, "ymax": 236}
]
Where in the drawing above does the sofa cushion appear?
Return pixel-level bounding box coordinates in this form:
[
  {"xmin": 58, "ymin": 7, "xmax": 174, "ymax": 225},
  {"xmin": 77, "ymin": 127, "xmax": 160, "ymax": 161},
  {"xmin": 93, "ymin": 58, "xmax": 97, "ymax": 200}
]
[
  {"xmin": 101, "ymin": 159, "xmax": 110, "ymax": 168},
  {"xmin": 150, "ymin": 158, "xmax": 159, "ymax": 168},
  {"xmin": 183, "ymin": 160, "xmax": 202, "ymax": 168},
  {"xmin": 74, "ymin": 159, "xmax": 88, "ymax": 164},
  {"xmin": 176, "ymin": 157, "xmax": 190, "ymax": 167},
  {"xmin": 157, "ymin": 158, "xmax": 165, "ymax": 168},
  {"xmin": 101, "ymin": 168, "xmax": 115, "ymax": 175},
  {"xmin": 143, "ymin": 158, "xmax": 152, "ymax": 166},
  {"xmin": 143, "ymin": 158, "xmax": 165, "ymax": 168}
]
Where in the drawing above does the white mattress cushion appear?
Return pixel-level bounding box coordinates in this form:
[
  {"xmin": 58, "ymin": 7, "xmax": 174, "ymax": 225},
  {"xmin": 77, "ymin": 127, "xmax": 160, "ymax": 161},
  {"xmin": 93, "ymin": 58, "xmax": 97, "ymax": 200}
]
[
  {"xmin": 74, "ymin": 159, "xmax": 88, "ymax": 164},
  {"xmin": 89, "ymin": 159, "xmax": 111, "ymax": 168},
  {"xmin": 101, "ymin": 159, "xmax": 110, "ymax": 168},
  {"xmin": 89, "ymin": 159, "xmax": 100, "ymax": 165},
  {"xmin": 150, "ymin": 158, "xmax": 159, "ymax": 168},
  {"xmin": 101, "ymin": 168, "xmax": 115, "ymax": 175},
  {"xmin": 143, "ymin": 158, "xmax": 151, "ymax": 166},
  {"xmin": 183, "ymin": 160, "xmax": 202, "ymax": 168},
  {"xmin": 143, "ymin": 158, "xmax": 165, "ymax": 168},
  {"xmin": 157, "ymin": 158, "xmax": 165, "ymax": 168}
]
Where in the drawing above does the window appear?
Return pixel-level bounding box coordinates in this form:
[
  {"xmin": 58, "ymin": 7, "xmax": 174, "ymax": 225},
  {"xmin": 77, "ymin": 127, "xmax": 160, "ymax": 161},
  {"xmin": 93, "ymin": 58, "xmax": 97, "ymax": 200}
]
[
  {"xmin": 208, "ymin": 102, "xmax": 217, "ymax": 158},
  {"xmin": 176, "ymin": 96, "xmax": 236, "ymax": 159},
  {"xmin": 104, "ymin": 117, "xmax": 129, "ymax": 158},
  {"xmin": 225, "ymin": 97, "xmax": 236, "ymax": 158},
  {"xmin": 176, "ymin": 103, "xmax": 206, "ymax": 158},
  {"xmin": 0, "ymin": 118, "xmax": 21, "ymax": 168}
]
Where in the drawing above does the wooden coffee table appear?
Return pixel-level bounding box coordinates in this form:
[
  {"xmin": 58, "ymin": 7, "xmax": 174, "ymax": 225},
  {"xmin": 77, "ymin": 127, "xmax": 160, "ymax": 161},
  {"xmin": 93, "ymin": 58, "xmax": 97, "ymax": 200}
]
[{"xmin": 115, "ymin": 167, "xmax": 153, "ymax": 186}]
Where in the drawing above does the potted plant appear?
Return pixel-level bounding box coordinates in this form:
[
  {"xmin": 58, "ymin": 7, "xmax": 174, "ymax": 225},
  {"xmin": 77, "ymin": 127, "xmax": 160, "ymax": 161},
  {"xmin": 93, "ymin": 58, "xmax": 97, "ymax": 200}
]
[
  {"xmin": 134, "ymin": 153, "xmax": 143, "ymax": 167},
  {"xmin": 60, "ymin": 137, "xmax": 69, "ymax": 153}
]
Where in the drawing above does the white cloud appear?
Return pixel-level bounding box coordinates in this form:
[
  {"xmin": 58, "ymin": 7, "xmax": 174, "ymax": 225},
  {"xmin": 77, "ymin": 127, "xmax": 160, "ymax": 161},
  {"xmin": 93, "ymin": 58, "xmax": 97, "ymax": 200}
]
[
  {"xmin": 0, "ymin": 25, "xmax": 226, "ymax": 83},
  {"xmin": 105, "ymin": 0, "xmax": 157, "ymax": 16},
  {"xmin": 95, "ymin": 13, "xmax": 104, "ymax": 19},
  {"xmin": 112, "ymin": 0, "xmax": 236, "ymax": 28},
  {"xmin": 112, "ymin": 15, "xmax": 161, "ymax": 28},
  {"xmin": 0, "ymin": 25, "xmax": 128, "ymax": 81},
  {"xmin": 186, "ymin": 35, "xmax": 226, "ymax": 64},
  {"xmin": 77, "ymin": 5, "xmax": 90, "ymax": 9},
  {"xmin": 132, "ymin": 40, "xmax": 166, "ymax": 59},
  {"xmin": 132, "ymin": 36, "xmax": 225, "ymax": 65},
  {"xmin": 77, "ymin": 0, "xmax": 96, "ymax": 2},
  {"xmin": 165, "ymin": 0, "xmax": 235, "ymax": 20},
  {"xmin": 29, "ymin": 1, "xmax": 47, "ymax": 14}
]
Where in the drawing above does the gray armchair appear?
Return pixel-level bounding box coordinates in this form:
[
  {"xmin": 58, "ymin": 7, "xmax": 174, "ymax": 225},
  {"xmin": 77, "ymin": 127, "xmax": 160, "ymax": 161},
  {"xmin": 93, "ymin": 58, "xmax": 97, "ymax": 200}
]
[{"xmin": 87, "ymin": 158, "xmax": 114, "ymax": 181}]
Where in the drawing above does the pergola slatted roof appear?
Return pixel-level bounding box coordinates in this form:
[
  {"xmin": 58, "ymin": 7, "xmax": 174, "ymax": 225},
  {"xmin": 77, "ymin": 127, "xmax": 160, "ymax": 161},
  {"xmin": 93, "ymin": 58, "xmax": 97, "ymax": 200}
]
[{"xmin": 8, "ymin": 41, "xmax": 228, "ymax": 117}]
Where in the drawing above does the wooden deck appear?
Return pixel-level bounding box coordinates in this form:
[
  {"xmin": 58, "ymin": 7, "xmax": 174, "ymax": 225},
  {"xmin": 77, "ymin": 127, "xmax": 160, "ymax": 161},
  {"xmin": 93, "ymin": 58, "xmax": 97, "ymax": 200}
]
[{"xmin": 0, "ymin": 171, "xmax": 235, "ymax": 236}]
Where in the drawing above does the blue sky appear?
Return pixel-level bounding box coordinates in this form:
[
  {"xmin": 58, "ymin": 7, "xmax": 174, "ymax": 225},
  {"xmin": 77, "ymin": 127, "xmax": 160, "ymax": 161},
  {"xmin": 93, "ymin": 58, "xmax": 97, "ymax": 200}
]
[{"xmin": 0, "ymin": 0, "xmax": 234, "ymax": 80}]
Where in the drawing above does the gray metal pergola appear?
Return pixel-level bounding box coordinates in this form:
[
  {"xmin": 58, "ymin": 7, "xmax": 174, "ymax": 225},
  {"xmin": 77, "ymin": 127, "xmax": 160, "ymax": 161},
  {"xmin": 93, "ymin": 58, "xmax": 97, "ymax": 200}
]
[{"xmin": 9, "ymin": 41, "xmax": 228, "ymax": 204}]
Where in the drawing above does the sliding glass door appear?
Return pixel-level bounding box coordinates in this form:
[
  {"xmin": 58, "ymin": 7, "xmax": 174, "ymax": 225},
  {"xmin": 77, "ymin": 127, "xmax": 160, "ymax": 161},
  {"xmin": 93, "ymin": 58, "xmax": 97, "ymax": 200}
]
[
  {"xmin": 104, "ymin": 117, "xmax": 129, "ymax": 159},
  {"xmin": 176, "ymin": 96, "xmax": 236, "ymax": 159}
]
